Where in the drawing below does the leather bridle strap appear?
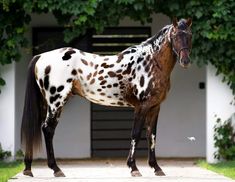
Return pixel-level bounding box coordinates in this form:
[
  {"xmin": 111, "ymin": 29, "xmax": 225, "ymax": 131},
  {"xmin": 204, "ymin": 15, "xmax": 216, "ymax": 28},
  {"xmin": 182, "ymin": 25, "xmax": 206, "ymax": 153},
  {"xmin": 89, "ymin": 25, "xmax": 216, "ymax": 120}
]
[{"xmin": 172, "ymin": 46, "xmax": 191, "ymax": 58}]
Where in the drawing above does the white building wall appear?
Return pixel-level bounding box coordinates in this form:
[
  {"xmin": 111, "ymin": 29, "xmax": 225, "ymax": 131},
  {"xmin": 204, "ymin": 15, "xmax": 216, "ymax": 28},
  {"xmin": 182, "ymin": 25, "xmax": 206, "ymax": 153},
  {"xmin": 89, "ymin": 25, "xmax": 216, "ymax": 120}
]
[
  {"xmin": 0, "ymin": 63, "xmax": 16, "ymax": 158},
  {"xmin": 206, "ymin": 64, "xmax": 235, "ymax": 163},
  {"xmin": 157, "ymin": 64, "xmax": 206, "ymax": 157}
]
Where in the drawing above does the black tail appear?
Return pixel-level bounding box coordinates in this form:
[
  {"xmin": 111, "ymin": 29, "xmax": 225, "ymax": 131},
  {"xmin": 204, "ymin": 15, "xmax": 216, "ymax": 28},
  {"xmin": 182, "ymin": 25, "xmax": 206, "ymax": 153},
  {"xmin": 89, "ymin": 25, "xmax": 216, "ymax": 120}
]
[{"xmin": 21, "ymin": 55, "xmax": 46, "ymax": 157}]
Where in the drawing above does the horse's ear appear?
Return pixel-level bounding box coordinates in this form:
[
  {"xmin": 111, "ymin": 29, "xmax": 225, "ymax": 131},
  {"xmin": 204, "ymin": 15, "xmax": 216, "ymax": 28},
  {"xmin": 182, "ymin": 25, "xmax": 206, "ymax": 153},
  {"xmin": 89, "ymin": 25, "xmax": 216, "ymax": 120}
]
[
  {"xmin": 172, "ymin": 17, "xmax": 178, "ymax": 28},
  {"xmin": 186, "ymin": 18, "xmax": 192, "ymax": 27}
]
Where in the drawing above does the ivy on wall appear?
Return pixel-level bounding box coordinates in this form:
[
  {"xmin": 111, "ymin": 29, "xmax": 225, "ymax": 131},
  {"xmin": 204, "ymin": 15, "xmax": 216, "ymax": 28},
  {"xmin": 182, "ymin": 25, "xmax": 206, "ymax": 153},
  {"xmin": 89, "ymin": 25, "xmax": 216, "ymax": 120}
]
[{"xmin": 0, "ymin": 0, "xmax": 234, "ymax": 95}]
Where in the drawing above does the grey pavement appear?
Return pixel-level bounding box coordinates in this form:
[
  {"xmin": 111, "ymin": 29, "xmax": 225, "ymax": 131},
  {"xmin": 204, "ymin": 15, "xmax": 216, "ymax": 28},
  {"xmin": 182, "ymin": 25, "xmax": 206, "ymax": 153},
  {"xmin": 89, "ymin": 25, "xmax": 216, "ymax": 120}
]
[{"xmin": 9, "ymin": 159, "xmax": 234, "ymax": 182}]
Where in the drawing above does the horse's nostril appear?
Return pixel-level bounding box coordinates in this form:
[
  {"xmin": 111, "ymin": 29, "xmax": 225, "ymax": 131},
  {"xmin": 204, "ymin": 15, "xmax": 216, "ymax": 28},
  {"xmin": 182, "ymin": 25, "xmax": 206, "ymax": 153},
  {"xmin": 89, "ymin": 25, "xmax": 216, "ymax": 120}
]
[
  {"xmin": 179, "ymin": 57, "xmax": 191, "ymax": 68},
  {"xmin": 184, "ymin": 58, "xmax": 190, "ymax": 64}
]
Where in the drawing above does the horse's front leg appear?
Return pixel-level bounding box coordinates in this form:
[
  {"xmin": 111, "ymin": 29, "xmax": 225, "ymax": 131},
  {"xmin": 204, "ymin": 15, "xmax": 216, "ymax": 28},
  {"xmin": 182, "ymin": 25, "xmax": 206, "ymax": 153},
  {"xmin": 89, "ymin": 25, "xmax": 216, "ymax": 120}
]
[
  {"xmin": 146, "ymin": 106, "xmax": 165, "ymax": 176},
  {"xmin": 127, "ymin": 108, "xmax": 146, "ymax": 177},
  {"xmin": 42, "ymin": 108, "xmax": 65, "ymax": 177}
]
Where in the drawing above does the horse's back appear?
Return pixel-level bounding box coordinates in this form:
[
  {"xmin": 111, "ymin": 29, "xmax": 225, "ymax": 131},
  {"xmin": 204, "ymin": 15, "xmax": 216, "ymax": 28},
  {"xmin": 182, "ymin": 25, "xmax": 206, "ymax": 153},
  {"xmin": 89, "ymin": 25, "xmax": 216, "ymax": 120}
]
[{"xmin": 33, "ymin": 47, "xmax": 131, "ymax": 109}]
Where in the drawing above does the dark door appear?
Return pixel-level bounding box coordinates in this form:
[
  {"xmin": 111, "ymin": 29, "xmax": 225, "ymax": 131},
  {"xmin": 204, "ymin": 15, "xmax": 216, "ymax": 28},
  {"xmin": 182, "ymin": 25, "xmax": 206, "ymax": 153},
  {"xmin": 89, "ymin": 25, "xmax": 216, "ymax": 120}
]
[{"xmin": 32, "ymin": 27, "xmax": 92, "ymax": 55}]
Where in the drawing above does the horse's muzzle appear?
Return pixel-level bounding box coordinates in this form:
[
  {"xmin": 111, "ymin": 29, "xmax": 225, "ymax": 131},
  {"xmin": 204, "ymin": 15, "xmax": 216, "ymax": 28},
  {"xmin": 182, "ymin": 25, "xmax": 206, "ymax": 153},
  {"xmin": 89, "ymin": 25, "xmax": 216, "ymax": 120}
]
[{"xmin": 179, "ymin": 49, "xmax": 191, "ymax": 69}]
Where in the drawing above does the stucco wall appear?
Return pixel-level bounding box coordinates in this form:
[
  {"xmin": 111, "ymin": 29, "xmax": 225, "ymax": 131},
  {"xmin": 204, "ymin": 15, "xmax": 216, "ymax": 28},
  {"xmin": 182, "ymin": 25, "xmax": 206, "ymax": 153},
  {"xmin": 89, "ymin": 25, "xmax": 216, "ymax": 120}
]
[
  {"xmin": 157, "ymin": 64, "xmax": 206, "ymax": 157},
  {"xmin": 206, "ymin": 64, "xmax": 235, "ymax": 163},
  {"xmin": 0, "ymin": 63, "xmax": 16, "ymax": 157}
]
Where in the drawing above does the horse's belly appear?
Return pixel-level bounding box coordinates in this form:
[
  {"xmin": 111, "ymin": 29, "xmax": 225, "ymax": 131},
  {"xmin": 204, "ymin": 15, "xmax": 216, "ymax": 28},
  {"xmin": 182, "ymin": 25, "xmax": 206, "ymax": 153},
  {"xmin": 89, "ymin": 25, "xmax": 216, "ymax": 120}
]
[{"xmin": 83, "ymin": 85, "xmax": 131, "ymax": 107}]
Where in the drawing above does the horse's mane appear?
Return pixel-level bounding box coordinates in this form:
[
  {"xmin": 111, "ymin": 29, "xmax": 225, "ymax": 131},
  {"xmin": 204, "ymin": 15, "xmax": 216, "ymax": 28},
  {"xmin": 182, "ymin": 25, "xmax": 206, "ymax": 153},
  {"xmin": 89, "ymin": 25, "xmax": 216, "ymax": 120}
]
[
  {"xmin": 141, "ymin": 24, "xmax": 172, "ymax": 51},
  {"xmin": 121, "ymin": 24, "xmax": 172, "ymax": 55}
]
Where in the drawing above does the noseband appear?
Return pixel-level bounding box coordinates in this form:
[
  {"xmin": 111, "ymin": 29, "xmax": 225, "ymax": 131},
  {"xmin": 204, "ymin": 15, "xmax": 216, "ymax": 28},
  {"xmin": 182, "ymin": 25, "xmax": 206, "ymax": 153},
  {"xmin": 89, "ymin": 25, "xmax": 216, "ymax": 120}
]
[
  {"xmin": 171, "ymin": 30, "xmax": 192, "ymax": 58},
  {"xmin": 172, "ymin": 47, "xmax": 191, "ymax": 58}
]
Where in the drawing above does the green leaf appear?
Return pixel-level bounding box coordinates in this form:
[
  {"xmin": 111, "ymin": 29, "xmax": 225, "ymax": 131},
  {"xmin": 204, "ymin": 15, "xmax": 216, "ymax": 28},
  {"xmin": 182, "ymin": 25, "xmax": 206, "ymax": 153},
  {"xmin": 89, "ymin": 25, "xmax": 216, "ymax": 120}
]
[
  {"xmin": 16, "ymin": 27, "xmax": 24, "ymax": 34},
  {"xmin": 84, "ymin": 6, "xmax": 95, "ymax": 15},
  {"xmin": 195, "ymin": 10, "xmax": 203, "ymax": 18},
  {"xmin": 0, "ymin": 78, "xmax": 6, "ymax": 86}
]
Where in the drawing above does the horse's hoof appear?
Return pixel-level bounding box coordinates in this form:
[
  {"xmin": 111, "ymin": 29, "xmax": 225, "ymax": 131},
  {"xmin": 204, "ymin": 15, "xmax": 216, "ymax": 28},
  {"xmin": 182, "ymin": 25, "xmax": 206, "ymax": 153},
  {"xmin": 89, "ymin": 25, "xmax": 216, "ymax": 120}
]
[
  {"xmin": 155, "ymin": 170, "xmax": 166, "ymax": 176},
  {"xmin": 23, "ymin": 170, "xmax": 33, "ymax": 177},
  {"xmin": 54, "ymin": 170, "xmax": 65, "ymax": 177},
  {"xmin": 131, "ymin": 170, "xmax": 142, "ymax": 177}
]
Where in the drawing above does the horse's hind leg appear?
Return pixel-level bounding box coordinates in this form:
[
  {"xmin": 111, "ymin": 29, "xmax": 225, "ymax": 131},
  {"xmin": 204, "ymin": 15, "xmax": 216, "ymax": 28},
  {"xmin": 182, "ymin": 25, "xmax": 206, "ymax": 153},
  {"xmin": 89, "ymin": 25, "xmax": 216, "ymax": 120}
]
[
  {"xmin": 146, "ymin": 106, "xmax": 165, "ymax": 176},
  {"xmin": 42, "ymin": 107, "xmax": 65, "ymax": 177},
  {"xmin": 127, "ymin": 108, "xmax": 146, "ymax": 177},
  {"xmin": 23, "ymin": 150, "xmax": 33, "ymax": 177}
]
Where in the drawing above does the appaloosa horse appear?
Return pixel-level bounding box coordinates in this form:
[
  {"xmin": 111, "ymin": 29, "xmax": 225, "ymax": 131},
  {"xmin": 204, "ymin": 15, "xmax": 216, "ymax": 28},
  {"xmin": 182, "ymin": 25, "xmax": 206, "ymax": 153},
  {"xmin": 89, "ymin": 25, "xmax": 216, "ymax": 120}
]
[{"xmin": 21, "ymin": 18, "xmax": 192, "ymax": 177}]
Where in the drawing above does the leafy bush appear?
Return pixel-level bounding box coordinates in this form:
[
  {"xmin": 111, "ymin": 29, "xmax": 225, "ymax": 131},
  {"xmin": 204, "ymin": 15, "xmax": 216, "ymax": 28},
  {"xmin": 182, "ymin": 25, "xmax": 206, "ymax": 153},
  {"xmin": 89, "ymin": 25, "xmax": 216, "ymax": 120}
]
[
  {"xmin": 0, "ymin": 143, "xmax": 11, "ymax": 160},
  {"xmin": 214, "ymin": 118, "xmax": 235, "ymax": 160},
  {"xmin": 15, "ymin": 149, "xmax": 24, "ymax": 161}
]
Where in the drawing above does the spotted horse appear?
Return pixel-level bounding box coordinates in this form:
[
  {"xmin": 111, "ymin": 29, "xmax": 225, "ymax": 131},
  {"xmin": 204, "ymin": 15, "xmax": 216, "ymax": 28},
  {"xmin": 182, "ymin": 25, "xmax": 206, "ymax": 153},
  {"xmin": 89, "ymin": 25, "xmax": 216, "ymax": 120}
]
[{"xmin": 21, "ymin": 18, "xmax": 192, "ymax": 177}]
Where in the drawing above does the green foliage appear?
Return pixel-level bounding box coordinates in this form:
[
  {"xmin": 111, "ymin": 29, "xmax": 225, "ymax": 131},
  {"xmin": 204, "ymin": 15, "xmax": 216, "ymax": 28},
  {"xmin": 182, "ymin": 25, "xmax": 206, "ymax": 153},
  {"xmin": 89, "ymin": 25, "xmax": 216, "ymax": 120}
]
[
  {"xmin": 0, "ymin": 143, "xmax": 11, "ymax": 160},
  {"xmin": 15, "ymin": 150, "xmax": 24, "ymax": 161},
  {"xmin": 0, "ymin": 0, "xmax": 234, "ymax": 94},
  {"xmin": 214, "ymin": 118, "xmax": 235, "ymax": 160},
  {"xmin": 0, "ymin": 0, "xmax": 29, "ymax": 91}
]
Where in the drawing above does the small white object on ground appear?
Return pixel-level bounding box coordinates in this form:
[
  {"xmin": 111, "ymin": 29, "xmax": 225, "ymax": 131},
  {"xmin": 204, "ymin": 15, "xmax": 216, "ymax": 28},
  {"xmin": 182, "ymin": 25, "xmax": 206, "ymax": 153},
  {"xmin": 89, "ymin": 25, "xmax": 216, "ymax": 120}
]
[{"xmin": 187, "ymin": 137, "xmax": 196, "ymax": 141}]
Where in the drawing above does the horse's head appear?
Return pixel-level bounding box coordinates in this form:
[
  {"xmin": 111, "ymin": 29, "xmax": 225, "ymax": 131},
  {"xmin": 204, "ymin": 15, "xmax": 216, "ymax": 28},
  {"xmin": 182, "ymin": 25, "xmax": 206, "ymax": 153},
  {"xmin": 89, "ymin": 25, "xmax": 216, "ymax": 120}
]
[{"xmin": 170, "ymin": 18, "xmax": 192, "ymax": 68}]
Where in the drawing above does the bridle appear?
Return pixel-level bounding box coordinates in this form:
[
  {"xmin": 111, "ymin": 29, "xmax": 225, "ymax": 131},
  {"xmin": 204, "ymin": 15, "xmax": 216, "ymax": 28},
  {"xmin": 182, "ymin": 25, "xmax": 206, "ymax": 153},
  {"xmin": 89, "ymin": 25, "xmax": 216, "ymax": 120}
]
[{"xmin": 170, "ymin": 29, "xmax": 192, "ymax": 58}]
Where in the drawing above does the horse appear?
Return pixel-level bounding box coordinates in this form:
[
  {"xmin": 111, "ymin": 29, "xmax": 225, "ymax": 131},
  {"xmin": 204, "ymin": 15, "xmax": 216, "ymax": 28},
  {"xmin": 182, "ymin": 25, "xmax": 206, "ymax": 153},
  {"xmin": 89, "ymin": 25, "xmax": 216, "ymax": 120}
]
[{"xmin": 21, "ymin": 18, "xmax": 192, "ymax": 177}]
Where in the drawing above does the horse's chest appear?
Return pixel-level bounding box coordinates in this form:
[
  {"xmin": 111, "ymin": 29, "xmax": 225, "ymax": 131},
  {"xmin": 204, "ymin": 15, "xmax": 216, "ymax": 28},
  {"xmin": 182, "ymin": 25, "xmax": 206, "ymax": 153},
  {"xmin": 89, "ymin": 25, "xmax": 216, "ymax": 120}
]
[{"xmin": 153, "ymin": 78, "xmax": 171, "ymax": 102}]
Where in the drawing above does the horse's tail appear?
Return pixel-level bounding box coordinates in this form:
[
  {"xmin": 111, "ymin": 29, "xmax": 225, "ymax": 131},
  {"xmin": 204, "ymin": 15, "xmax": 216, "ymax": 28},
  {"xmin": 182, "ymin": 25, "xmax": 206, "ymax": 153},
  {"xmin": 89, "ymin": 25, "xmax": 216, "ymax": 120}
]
[{"xmin": 21, "ymin": 55, "xmax": 45, "ymax": 158}]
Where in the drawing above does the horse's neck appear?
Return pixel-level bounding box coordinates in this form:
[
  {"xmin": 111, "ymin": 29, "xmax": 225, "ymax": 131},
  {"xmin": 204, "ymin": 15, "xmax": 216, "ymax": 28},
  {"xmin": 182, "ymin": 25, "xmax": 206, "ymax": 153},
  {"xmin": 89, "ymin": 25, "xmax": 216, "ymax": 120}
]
[{"xmin": 152, "ymin": 41, "xmax": 177, "ymax": 77}]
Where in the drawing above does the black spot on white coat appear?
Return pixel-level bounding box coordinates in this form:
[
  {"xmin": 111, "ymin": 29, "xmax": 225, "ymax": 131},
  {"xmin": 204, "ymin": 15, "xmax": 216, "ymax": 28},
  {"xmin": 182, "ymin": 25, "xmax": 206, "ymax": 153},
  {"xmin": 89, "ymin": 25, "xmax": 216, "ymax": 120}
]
[{"xmin": 62, "ymin": 50, "xmax": 76, "ymax": 60}]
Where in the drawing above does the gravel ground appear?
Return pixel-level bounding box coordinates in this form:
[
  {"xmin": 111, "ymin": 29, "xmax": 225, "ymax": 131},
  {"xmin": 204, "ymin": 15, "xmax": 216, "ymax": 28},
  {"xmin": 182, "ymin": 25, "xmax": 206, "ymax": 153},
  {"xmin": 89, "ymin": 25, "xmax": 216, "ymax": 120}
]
[{"xmin": 9, "ymin": 159, "xmax": 234, "ymax": 182}]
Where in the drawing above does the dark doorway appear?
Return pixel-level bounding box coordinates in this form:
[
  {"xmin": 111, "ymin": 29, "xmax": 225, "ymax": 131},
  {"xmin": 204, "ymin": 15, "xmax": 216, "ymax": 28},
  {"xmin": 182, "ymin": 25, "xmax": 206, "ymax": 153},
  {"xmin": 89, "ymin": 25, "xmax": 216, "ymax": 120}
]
[{"xmin": 32, "ymin": 27, "xmax": 92, "ymax": 55}]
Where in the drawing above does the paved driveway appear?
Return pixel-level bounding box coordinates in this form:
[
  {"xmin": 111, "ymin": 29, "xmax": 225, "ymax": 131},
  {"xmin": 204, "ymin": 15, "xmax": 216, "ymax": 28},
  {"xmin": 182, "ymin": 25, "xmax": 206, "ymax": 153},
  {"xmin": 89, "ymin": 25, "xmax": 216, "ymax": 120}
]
[{"xmin": 9, "ymin": 159, "xmax": 233, "ymax": 182}]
